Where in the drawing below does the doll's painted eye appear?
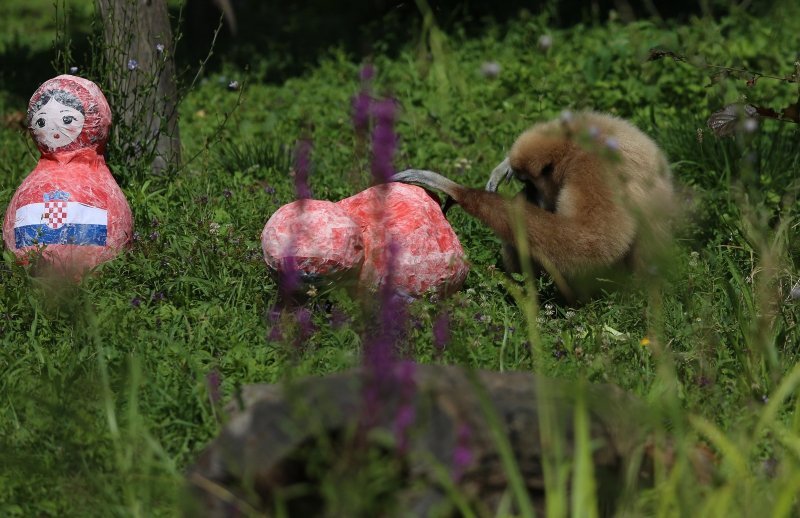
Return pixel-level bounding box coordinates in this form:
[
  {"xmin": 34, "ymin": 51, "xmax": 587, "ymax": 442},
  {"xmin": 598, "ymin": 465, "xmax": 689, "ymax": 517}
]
[
  {"xmin": 62, "ymin": 116, "xmax": 75, "ymax": 125},
  {"xmin": 36, "ymin": 118, "xmax": 46, "ymax": 128}
]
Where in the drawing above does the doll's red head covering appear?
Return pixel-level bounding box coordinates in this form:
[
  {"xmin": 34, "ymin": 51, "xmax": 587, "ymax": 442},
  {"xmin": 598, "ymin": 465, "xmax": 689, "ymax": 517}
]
[{"xmin": 26, "ymin": 74, "xmax": 112, "ymax": 154}]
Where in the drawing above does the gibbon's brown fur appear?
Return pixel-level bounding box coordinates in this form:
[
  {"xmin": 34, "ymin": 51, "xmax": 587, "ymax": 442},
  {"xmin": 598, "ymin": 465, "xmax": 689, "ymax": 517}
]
[{"xmin": 392, "ymin": 111, "xmax": 675, "ymax": 299}]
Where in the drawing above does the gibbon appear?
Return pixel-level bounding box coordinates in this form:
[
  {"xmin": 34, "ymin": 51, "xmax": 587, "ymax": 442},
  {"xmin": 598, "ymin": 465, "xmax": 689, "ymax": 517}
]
[{"xmin": 392, "ymin": 111, "xmax": 675, "ymax": 300}]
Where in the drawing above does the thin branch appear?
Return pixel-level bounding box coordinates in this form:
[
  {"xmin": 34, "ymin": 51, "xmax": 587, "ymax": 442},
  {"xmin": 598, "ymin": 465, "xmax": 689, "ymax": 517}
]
[
  {"xmin": 647, "ymin": 48, "xmax": 797, "ymax": 84},
  {"xmin": 179, "ymin": 14, "xmax": 225, "ymax": 106},
  {"xmin": 172, "ymin": 76, "xmax": 247, "ymax": 178}
]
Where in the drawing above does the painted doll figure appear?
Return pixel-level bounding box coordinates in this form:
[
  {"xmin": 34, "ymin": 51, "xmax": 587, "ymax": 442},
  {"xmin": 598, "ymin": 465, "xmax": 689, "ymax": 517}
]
[{"xmin": 2, "ymin": 75, "xmax": 133, "ymax": 276}]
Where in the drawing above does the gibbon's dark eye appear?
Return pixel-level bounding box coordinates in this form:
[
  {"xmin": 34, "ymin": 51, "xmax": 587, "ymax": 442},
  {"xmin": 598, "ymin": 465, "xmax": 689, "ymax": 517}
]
[
  {"xmin": 62, "ymin": 116, "xmax": 75, "ymax": 125},
  {"xmin": 541, "ymin": 163, "xmax": 554, "ymax": 176},
  {"xmin": 36, "ymin": 118, "xmax": 46, "ymax": 128}
]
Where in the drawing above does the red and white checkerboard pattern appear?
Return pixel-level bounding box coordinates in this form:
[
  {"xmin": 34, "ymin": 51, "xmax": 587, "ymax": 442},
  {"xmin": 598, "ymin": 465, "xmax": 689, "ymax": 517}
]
[{"xmin": 44, "ymin": 200, "xmax": 68, "ymax": 229}]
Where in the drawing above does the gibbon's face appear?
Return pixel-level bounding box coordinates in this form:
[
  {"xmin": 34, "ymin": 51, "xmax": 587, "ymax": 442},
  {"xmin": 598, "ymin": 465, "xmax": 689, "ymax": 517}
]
[
  {"xmin": 31, "ymin": 98, "xmax": 86, "ymax": 150},
  {"xmin": 508, "ymin": 131, "xmax": 570, "ymax": 212}
]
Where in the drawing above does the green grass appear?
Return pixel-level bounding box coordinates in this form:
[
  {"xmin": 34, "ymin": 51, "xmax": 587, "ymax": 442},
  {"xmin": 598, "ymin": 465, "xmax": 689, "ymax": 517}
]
[{"xmin": 2, "ymin": 0, "xmax": 800, "ymax": 515}]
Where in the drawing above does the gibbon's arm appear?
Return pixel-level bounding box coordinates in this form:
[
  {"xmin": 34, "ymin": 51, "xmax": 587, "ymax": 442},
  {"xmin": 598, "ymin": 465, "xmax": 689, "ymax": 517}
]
[
  {"xmin": 392, "ymin": 169, "xmax": 636, "ymax": 275},
  {"xmin": 391, "ymin": 170, "xmax": 465, "ymax": 199}
]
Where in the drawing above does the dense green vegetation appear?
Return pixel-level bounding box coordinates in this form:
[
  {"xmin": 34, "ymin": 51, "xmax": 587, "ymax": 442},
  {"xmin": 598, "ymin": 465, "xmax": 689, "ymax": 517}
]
[{"xmin": 1, "ymin": 0, "xmax": 800, "ymax": 515}]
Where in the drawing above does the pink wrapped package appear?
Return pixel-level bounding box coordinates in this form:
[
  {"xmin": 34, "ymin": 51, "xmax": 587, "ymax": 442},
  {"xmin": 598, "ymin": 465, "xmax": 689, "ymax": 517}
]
[
  {"xmin": 2, "ymin": 75, "xmax": 133, "ymax": 276},
  {"xmin": 261, "ymin": 200, "xmax": 364, "ymax": 281},
  {"xmin": 262, "ymin": 183, "xmax": 469, "ymax": 297}
]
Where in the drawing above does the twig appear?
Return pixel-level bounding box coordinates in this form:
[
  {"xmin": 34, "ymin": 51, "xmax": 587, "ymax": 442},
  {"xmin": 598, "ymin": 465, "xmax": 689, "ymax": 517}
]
[{"xmin": 647, "ymin": 48, "xmax": 798, "ymax": 84}]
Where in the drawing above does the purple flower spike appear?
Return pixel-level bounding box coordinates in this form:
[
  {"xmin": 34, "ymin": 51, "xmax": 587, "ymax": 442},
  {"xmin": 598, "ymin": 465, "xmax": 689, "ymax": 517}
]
[
  {"xmin": 452, "ymin": 423, "xmax": 473, "ymax": 482},
  {"xmin": 352, "ymin": 91, "xmax": 372, "ymax": 135},
  {"xmin": 127, "ymin": 59, "xmax": 138, "ymax": 71},
  {"xmin": 267, "ymin": 306, "xmax": 282, "ymax": 323},
  {"xmin": 370, "ymin": 99, "xmax": 398, "ymax": 183},
  {"xmin": 206, "ymin": 369, "xmax": 222, "ymax": 406},
  {"xmin": 392, "ymin": 361, "xmax": 417, "ymax": 453},
  {"xmin": 393, "ymin": 403, "xmax": 416, "ymax": 453},
  {"xmin": 278, "ymin": 256, "xmax": 303, "ymax": 299},
  {"xmin": 294, "ymin": 139, "xmax": 313, "ymax": 200},
  {"xmin": 267, "ymin": 325, "xmax": 283, "ymax": 342},
  {"xmin": 294, "ymin": 307, "xmax": 316, "ymax": 341},
  {"xmin": 433, "ymin": 312, "xmax": 450, "ymax": 352},
  {"xmin": 329, "ymin": 307, "xmax": 349, "ymax": 329},
  {"xmin": 359, "ymin": 63, "xmax": 375, "ymax": 82}
]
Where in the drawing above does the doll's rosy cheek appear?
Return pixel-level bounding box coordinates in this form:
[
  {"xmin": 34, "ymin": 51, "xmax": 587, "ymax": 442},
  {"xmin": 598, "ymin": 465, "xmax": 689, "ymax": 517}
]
[
  {"xmin": 63, "ymin": 125, "xmax": 81, "ymax": 137},
  {"xmin": 61, "ymin": 114, "xmax": 85, "ymax": 136}
]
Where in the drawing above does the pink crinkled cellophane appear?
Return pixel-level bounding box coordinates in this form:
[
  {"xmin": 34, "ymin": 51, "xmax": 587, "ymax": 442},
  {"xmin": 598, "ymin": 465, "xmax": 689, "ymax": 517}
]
[{"xmin": 262, "ymin": 183, "xmax": 469, "ymax": 297}]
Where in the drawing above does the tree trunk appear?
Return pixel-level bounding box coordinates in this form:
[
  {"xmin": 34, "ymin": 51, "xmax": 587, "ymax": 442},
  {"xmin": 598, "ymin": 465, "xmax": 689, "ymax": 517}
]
[{"xmin": 96, "ymin": 0, "xmax": 181, "ymax": 173}]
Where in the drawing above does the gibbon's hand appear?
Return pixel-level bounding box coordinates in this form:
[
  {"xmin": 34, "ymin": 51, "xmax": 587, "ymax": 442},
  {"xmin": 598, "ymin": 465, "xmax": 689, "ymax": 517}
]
[
  {"xmin": 390, "ymin": 169, "xmax": 464, "ymax": 200},
  {"xmin": 485, "ymin": 157, "xmax": 513, "ymax": 192}
]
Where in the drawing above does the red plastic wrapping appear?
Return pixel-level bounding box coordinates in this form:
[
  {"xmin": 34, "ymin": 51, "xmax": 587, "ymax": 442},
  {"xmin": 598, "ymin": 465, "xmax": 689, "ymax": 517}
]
[
  {"xmin": 2, "ymin": 75, "xmax": 133, "ymax": 276},
  {"xmin": 262, "ymin": 184, "xmax": 469, "ymax": 297},
  {"xmin": 261, "ymin": 200, "xmax": 364, "ymax": 278}
]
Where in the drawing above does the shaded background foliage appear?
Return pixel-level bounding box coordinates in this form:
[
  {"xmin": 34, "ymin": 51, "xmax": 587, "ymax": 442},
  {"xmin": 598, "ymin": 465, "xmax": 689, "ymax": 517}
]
[
  {"xmin": 0, "ymin": 0, "xmax": 782, "ymax": 101},
  {"xmin": 180, "ymin": 0, "xmax": 780, "ymax": 82}
]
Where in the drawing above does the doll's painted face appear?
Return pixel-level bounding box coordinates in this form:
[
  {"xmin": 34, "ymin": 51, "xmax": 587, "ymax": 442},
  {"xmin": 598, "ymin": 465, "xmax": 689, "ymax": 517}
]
[{"xmin": 30, "ymin": 97, "xmax": 86, "ymax": 150}]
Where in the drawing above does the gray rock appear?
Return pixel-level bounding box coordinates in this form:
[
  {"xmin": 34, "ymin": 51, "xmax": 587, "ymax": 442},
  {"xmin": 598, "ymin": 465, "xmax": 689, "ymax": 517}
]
[{"xmin": 186, "ymin": 364, "xmax": 658, "ymax": 517}]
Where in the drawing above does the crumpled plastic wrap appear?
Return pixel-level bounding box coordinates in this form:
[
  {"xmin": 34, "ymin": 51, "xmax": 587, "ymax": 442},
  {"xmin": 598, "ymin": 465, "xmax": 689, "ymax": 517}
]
[
  {"xmin": 261, "ymin": 200, "xmax": 364, "ymax": 279},
  {"xmin": 262, "ymin": 183, "xmax": 469, "ymax": 297},
  {"xmin": 2, "ymin": 75, "xmax": 133, "ymax": 276}
]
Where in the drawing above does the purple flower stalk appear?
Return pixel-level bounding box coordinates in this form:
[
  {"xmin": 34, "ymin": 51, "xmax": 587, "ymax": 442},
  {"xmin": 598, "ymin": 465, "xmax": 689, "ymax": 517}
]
[
  {"xmin": 393, "ymin": 402, "xmax": 416, "ymax": 453},
  {"xmin": 206, "ymin": 368, "xmax": 222, "ymax": 406},
  {"xmin": 354, "ymin": 89, "xmax": 418, "ymax": 451},
  {"xmin": 329, "ymin": 307, "xmax": 349, "ymax": 329},
  {"xmin": 294, "ymin": 307, "xmax": 315, "ymax": 342},
  {"xmin": 352, "ymin": 64, "xmax": 375, "ymax": 142},
  {"xmin": 451, "ymin": 423, "xmax": 473, "ymax": 482},
  {"xmin": 352, "ymin": 91, "xmax": 371, "ymax": 136},
  {"xmin": 392, "ymin": 362, "xmax": 417, "ymax": 453},
  {"xmin": 267, "ymin": 306, "xmax": 282, "ymax": 323},
  {"xmin": 278, "ymin": 256, "xmax": 302, "ymax": 300},
  {"xmin": 267, "ymin": 325, "xmax": 283, "ymax": 342},
  {"xmin": 294, "ymin": 138, "xmax": 313, "ymax": 199},
  {"xmin": 370, "ymin": 99, "xmax": 398, "ymax": 183},
  {"xmin": 433, "ymin": 312, "xmax": 450, "ymax": 352},
  {"xmin": 359, "ymin": 63, "xmax": 375, "ymax": 82},
  {"xmin": 275, "ymin": 137, "xmax": 312, "ymax": 302}
]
